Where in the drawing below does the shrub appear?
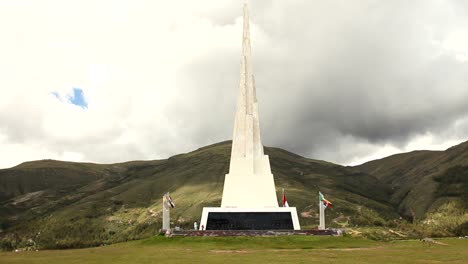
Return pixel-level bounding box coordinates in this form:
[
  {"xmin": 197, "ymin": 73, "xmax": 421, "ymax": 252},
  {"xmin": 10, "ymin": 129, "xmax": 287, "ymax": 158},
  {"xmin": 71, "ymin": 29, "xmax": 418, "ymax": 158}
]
[{"xmin": 453, "ymin": 221, "xmax": 468, "ymax": 236}]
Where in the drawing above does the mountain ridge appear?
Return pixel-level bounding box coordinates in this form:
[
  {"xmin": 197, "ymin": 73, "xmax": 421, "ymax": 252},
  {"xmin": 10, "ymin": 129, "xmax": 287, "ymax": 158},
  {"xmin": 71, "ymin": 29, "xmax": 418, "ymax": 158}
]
[
  {"xmin": 0, "ymin": 140, "xmax": 467, "ymax": 249},
  {"xmin": 354, "ymin": 140, "xmax": 468, "ymax": 219}
]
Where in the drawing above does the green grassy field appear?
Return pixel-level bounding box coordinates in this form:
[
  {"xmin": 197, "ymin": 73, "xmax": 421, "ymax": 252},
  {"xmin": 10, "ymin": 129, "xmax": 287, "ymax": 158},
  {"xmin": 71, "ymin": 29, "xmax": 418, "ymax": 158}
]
[{"xmin": 1, "ymin": 236, "xmax": 467, "ymax": 264}]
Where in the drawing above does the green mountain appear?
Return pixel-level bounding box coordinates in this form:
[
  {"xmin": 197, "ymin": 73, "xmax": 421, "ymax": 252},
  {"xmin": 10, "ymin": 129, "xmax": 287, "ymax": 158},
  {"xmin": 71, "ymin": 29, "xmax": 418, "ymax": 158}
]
[
  {"xmin": 354, "ymin": 141, "xmax": 468, "ymax": 220},
  {"xmin": 1, "ymin": 140, "xmax": 467, "ymax": 249}
]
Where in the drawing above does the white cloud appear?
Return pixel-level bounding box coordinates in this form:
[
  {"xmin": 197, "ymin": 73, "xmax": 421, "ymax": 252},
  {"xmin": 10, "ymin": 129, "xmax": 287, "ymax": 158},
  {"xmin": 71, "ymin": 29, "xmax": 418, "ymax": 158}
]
[{"xmin": 0, "ymin": 0, "xmax": 468, "ymax": 168}]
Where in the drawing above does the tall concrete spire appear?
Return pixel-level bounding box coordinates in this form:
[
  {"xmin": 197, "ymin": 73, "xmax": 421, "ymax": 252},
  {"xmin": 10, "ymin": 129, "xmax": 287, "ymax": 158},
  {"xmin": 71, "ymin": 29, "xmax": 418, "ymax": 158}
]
[
  {"xmin": 199, "ymin": 1, "xmax": 301, "ymax": 231},
  {"xmin": 231, "ymin": 1, "xmax": 264, "ymax": 161},
  {"xmin": 222, "ymin": 1, "xmax": 278, "ymax": 208}
]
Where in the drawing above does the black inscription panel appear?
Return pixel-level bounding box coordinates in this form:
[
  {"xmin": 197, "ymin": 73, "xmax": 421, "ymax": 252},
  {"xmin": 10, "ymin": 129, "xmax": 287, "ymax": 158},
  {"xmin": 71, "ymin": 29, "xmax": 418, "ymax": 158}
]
[{"xmin": 206, "ymin": 212, "xmax": 294, "ymax": 230}]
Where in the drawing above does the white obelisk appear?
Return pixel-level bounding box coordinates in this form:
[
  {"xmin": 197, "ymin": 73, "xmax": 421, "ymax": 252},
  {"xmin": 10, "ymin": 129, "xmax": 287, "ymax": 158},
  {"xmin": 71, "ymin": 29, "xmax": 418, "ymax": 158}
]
[
  {"xmin": 220, "ymin": 0, "xmax": 278, "ymax": 209},
  {"xmin": 199, "ymin": 0, "xmax": 300, "ymax": 230}
]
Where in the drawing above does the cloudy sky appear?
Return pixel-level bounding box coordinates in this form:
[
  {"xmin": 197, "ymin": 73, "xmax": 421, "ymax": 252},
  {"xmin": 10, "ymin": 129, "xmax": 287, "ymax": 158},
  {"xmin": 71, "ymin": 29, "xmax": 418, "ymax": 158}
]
[{"xmin": 1, "ymin": 0, "xmax": 468, "ymax": 169}]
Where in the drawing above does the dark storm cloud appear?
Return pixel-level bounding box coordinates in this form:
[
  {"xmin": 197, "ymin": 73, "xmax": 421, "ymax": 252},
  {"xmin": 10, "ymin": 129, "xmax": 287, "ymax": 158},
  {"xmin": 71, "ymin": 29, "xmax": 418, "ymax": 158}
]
[{"xmin": 173, "ymin": 0, "xmax": 468, "ymax": 164}]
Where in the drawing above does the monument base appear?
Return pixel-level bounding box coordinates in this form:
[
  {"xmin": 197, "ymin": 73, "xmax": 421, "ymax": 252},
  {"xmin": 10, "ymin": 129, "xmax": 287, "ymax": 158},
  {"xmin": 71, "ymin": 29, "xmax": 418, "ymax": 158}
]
[{"xmin": 200, "ymin": 207, "xmax": 301, "ymax": 230}]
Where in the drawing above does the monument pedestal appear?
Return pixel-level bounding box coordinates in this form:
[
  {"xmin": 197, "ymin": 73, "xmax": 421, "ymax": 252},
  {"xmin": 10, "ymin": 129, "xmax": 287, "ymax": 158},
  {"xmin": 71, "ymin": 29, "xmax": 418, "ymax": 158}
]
[{"xmin": 200, "ymin": 207, "xmax": 300, "ymax": 230}]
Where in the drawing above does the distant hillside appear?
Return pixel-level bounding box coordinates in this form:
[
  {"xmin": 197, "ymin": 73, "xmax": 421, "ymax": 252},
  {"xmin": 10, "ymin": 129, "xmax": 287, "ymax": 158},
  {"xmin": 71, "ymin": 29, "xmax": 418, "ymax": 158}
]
[
  {"xmin": 0, "ymin": 141, "xmax": 395, "ymax": 249},
  {"xmin": 354, "ymin": 141, "xmax": 468, "ymax": 220},
  {"xmin": 1, "ymin": 140, "xmax": 467, "ymax": 250}
]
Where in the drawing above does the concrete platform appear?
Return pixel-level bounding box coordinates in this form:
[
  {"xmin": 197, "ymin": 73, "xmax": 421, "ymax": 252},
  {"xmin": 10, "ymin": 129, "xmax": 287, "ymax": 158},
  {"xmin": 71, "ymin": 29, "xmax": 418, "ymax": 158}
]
[{"xmin": 170, "ymin": 229, "xmax": 341, "ymax": 237}]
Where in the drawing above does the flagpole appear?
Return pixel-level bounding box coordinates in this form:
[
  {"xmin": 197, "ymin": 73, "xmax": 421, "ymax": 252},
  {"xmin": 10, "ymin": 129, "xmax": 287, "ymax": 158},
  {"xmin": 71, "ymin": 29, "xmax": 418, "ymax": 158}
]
[
  {"xmin": 319, "ymin": 192, "xmax": 325, "ymax": 230},
  {"xmin": 162, "ymin": 193, "xmax": 170, "ymax": 231},
  {"xmin": 282, "ymin": 188, "xmax": 284, "ymax": 207}
]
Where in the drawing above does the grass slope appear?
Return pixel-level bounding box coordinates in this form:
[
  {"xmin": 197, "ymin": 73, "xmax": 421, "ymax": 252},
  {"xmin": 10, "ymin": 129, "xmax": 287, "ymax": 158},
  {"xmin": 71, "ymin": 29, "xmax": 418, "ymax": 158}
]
[
  {"xmin": 354, "ymin": 141, "xmax": 468, "ymax": 221},
  {"xmin": 1, "ymin": 237, "xmax": 467, "ymax": 264}
]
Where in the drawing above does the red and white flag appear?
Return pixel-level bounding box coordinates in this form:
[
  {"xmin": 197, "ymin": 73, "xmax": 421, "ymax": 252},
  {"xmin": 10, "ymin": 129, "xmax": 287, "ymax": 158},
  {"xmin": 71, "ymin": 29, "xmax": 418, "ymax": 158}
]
[
  {"xmin": 164, "ymin": 192, "xmax": 175, "ymax": 209},
  {"xmin": 319, "ymin": 192, "xmax": 332, "ymax": 209},
  {"xmin": 282, "ymin": 189, "xmax": 289, "ymax": 207}
]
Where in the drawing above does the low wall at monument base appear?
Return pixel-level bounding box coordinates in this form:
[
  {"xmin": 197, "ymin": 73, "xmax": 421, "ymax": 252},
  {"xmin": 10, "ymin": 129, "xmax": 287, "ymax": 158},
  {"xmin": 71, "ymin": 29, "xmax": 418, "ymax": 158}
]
[
  {"xmin": 170, "ymin": 229, "xmax": 340, "ymax": 237},
  {"xmin": 200, "ymin": 207, "xmax": 301, "ymax": 231}
]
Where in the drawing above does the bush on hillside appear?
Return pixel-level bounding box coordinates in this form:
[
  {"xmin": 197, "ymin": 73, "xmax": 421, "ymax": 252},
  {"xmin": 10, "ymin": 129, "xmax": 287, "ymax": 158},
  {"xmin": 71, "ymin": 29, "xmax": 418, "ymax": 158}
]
[
  {"xmin": 434, "ymin": 166, "xmax": 468, "ymax": 208},
  {"xmin": 453, "ymin": 221, "xmax": 468, "ymax": 236},
  {"xmin": 0, "ymin": 239, "xmax": 13, "ymax": 251}
]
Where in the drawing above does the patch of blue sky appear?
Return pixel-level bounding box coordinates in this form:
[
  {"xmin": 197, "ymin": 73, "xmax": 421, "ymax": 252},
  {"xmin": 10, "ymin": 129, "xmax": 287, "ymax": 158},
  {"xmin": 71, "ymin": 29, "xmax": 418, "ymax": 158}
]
[{"xmin": 68, "ymin": 88, "xmax": 88, "ymax": 109}]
